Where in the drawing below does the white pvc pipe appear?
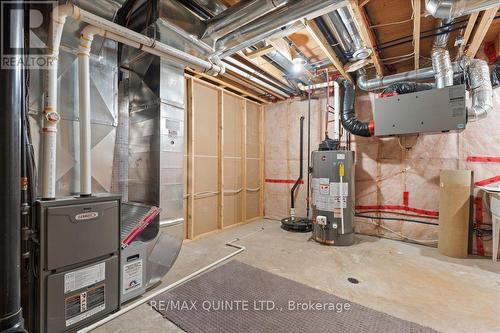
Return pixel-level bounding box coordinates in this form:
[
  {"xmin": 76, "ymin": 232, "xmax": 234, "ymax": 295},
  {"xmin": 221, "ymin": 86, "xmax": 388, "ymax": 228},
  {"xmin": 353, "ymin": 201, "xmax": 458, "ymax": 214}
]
[
  {"xmin": 78, "ymin": 26, "xmax": 100, "ymax": 196},
  {"xmin": 42, "ymin": 4, "xmax": 80, "ymax": 199}
]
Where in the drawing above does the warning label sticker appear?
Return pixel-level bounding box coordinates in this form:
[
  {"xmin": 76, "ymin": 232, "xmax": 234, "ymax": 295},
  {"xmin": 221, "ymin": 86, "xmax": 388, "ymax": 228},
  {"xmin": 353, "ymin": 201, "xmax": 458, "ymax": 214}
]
[
  {"xmin": 312, "ymin": 179, "xmax": 348, "ymax": 212},
  {"xmin": 65, "ymin": 284, "xmax": 105, "ymax": 327},
  {"xmin": 64, "ymin": 262, "xmax": 105, "ymax": 294},
  {"xmin": 123, "ymin": 259, "xmax": 143, "ymax": 295}
]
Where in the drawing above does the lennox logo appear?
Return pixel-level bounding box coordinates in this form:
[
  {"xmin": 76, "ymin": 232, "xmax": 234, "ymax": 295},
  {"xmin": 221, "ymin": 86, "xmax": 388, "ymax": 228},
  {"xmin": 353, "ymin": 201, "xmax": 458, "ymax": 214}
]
[
  {"xmin": 75, "ymin": 212, "xmax": 99, "ymax": 221},
  {"xmin": 1, "ymin": 1, "xmax": 55, "ymax": 69}
]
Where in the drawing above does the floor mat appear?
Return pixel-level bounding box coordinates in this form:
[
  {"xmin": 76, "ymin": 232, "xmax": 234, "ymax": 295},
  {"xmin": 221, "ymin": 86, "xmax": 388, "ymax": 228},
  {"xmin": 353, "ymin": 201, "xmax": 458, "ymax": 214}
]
[{"xmin": 150, "ymin": 260, "xmax": 438, "ymax": 333}]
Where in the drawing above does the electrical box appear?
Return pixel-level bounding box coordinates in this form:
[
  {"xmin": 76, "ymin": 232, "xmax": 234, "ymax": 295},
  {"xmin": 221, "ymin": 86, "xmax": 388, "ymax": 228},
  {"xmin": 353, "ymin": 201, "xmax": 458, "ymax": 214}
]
[
  {"xmin": 35, "ymin": 195, "xmax": 121, "ymax": 333},
  {"xmin": 374, "ymin": 84, "xmax": 467, "ymax": 136}
]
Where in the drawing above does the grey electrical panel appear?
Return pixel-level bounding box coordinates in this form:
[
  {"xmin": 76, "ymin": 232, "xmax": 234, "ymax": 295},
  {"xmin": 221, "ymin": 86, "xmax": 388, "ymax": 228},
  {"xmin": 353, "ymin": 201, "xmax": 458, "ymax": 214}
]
[
  {"xmin": 374, "ymin": 84, "xmax": 467, "ymax": 136},
  {"xmin": 35, "ymin": 195, "xmax": 121, "ymax": 333},
  {"xmin": 311, "ymin": 150, "xmax": 355, "ymax": 246}
]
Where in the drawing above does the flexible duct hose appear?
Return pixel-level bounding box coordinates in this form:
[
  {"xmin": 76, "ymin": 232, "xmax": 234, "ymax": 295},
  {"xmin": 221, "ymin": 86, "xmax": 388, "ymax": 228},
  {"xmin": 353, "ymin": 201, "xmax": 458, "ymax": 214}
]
[{"xmin": 337, "ymin": 79, "xmax": 373, "ymax": 137}]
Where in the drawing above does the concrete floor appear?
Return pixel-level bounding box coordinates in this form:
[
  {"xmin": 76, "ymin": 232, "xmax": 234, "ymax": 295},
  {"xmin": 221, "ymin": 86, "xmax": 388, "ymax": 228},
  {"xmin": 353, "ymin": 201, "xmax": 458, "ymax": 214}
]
[{"xmin": 91, "ymin": 219, "xmax": 500, "ymax": 333}]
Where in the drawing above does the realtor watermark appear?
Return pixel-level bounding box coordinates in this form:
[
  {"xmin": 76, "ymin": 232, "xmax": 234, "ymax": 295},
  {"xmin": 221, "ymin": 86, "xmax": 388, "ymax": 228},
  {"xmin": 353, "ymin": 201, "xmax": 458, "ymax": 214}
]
[
  {"xmin": 1, "ymin": 1, "xmax": 55, "ymax": 69},
  {"xmin": 150, "ymin": 299, "xmax": 352, "ymax": 313}
]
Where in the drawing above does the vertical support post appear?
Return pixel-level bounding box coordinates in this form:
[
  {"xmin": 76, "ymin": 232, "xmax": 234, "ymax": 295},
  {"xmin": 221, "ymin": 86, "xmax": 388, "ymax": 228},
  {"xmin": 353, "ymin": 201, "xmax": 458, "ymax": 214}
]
[
  {"xmin": 241, "ymin": 100, "xmax": 248, "ymax": 223},
  {"xmin": 186, "ymin": 78, "xmax": 195, "ymax": 239},
  {"xmin": 217, "ymin": 90, "xmax": 224, "ymax": 229},
  {"xmin": 259, "ymin": 105, "xmax": 265, "ymax": 218}
]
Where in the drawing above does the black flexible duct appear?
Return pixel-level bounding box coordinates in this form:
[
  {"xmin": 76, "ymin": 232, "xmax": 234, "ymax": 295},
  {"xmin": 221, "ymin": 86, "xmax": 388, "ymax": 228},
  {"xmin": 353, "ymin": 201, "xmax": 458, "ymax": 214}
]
[
  {"xmin": 290, "ymin": 116, "xmax": 304, "ymax": 209},
  {"xmin": 337, "ymin": 78, "xmax": 372, "ymax": 137},
  {"xmin": 382, "ymin": 82, "xmax": 434, "ymax": 95}
]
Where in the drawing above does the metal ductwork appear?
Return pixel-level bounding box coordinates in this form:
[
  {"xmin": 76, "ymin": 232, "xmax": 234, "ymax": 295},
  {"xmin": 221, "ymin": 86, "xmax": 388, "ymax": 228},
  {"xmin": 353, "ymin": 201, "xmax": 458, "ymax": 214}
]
[
  {"xmin": 327, "ymin": 7, "xmax": 372, "ymax": 61},
  {"xmin": 431, "ymin": 19, "xmax": 454, "ymax": 89},
  {"xmin": 357, "ymin": 67, "xmax": 436, "ymax": 91},
  {"xmin": 214, "ymin": 0, "xmax": 345, "ymax": 58},
  {"xmin": 202, "ymin": 0, "xmax": 289, "ymax": 42},
  {"xmin": 425, "ymin": 0, "xmax": 499, "ymax": 19},
  {"xmin": 467, "ymin": 59, "xmax": 494, "ymax": 121}
]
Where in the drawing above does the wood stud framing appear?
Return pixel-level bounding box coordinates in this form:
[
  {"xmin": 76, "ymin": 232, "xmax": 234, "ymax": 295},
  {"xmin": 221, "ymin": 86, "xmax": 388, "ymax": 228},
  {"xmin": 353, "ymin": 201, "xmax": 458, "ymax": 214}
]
[
  {"xmin": 459, "ymin": 12, "xmax": 480, "ymax": 55},
  {"xmin": 184, "ymin": 76, "xmax": 265, "ymax": 240},
  {"xmin": 186, "ymin": 78, "xmax": 195, "ymax": 240},
  {"xmin": 413, "ymin": 0, "xmax": 421, "ymax": 70},
  {"xmin": 304, "ymin": 20, "xmax": 353, "ymax": 81},
  {"xmin": 346, "ymin": 0, "xmax": 384, "ymax": 76},
  {"xmin": 466, "ymin": 7, "xmax": 499, "ymax": 58}
]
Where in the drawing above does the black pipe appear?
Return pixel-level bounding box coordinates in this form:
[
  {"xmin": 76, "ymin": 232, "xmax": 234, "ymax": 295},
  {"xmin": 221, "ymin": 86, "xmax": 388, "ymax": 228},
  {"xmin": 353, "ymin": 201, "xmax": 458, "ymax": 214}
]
[
  {"xmin": 337, "ymin": 79, "xmax": 373, "ymax": 137},
  {"xmin": 306, "ymin": 94, "xmax": 311, "ymax": 219},
  {"xmin": 290, "ymin": 116, "xmax": 304, "ymax": 209},
  {"xmin": 0, "ymin": 0, "xmax": 26, "ymax": 331}
]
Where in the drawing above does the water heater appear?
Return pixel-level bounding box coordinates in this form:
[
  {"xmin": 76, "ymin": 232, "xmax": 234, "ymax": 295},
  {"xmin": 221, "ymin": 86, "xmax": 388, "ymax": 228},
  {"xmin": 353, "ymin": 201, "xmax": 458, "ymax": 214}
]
[{"xmin": 311, "ymin": 150, "xmax": 355, "ymax": 246}]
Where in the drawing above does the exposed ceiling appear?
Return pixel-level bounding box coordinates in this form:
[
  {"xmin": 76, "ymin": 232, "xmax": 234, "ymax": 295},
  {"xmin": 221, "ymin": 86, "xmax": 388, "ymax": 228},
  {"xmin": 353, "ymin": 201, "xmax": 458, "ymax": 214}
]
[{"xmin": 183, "ymin": 0, "xmax": 500, "ymax": 102}]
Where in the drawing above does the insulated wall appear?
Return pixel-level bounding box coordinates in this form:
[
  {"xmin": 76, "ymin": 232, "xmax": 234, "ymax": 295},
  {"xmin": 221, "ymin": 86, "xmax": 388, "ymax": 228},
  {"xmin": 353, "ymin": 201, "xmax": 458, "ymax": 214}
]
[
  {"xmin": 265, "ymin": 98, "xmax": 324, "ymax": 219},
  {"xmin": 185, "ymin": 78, "xmax": 264, "ymax": 239},
  {"xmin": 265, "ymin": 89, "xmax": 500, "ymax": 258}
]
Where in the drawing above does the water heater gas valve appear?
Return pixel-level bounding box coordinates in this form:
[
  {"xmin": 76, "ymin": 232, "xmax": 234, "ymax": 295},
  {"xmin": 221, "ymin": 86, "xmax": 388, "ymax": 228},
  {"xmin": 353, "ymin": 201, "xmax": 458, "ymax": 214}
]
[{"xmin": 316, "ymin": 215, "xmax": 327, "ymax": 226}]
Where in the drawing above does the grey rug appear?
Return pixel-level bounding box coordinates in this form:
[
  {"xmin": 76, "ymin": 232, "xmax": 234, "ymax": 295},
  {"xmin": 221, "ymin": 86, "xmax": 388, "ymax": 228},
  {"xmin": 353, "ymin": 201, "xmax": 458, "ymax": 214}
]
[{"xmin": 150, "ymin": 261, "xmax": 438, "ymax": 333}]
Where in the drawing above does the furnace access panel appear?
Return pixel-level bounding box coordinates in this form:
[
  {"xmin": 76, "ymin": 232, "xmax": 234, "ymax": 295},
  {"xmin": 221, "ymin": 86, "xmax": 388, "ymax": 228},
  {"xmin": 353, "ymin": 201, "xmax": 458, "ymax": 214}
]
[{"xmin": 35, "ymin": 195, "xmax": 121, "ymax": 333}]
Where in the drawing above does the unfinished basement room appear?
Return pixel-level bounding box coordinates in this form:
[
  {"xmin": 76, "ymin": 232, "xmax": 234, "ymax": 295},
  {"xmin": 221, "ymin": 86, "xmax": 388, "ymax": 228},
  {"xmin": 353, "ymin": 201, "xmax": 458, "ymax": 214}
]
[{"xmin": 1, "ymin": 0, "xmax": 500, "ymax": 332}]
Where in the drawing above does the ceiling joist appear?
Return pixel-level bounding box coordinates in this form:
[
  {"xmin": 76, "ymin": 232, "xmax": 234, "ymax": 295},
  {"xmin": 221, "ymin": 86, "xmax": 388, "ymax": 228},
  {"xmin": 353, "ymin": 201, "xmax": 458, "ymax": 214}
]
[
  {"xmin": 459, "ymin": 12, "xmax": 480, "ymax": 55},
  {"xmin": 346, "ymin": 0, "xmax": 384, "ymax": 76},
  {"xmin": 466, "ymin": 7, "xmax": 499, "ymax": 58},
  {"xmin": 413, "ymin": 0, "xmax": 421, "ymax": 70},
  {"xmin": 304, "ymin": 20, "xmax": 353, "ymax": 81},
  {"xmin": 244, "ymin": 44, "xmax": 275, "ymax": 59}
]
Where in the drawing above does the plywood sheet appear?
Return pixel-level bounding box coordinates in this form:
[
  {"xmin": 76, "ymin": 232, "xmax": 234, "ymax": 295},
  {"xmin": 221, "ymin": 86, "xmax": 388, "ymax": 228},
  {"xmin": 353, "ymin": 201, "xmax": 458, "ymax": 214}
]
[
  {"xmin": 438, "ymin": 170, "xmax": 472, "ymax": 258},
  {"xmin": 223, "ymin": 93, "xmax": 242, "ymax": 158},
  {"xmin": 193, "ymin": 196, "xmax": 218, "ymax": 236},
  {"xmin": 246, "ymin": 159, "xmax": 261, "ymax": 220},
  {"xmin": 193, "ymin": 82, "xmax": 218, "ymax": 156},
  {"xmin": 246, "ymin": 102, "xmax": 260, "ymax": 158},
  {"xmin": 224, "ymin": 158, "xmax": 242, "ymax": 226}
]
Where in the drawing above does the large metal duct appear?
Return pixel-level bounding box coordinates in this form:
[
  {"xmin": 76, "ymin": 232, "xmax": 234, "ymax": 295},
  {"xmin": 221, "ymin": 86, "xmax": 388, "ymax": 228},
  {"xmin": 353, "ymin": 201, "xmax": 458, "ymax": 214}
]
[
  {"xmin": 357, "ymin": 67, "xmax": 436, "ymax": 91},
  {"xmin": 467, "ymin": 59, "xmax": 494, "ymax": 121},
  {"xmin": 202, "ymin": 0, "xmax": 289, "ymax": 42},
  {"xmin": 425, "ymin": 0, "xmax": 499, "ymax": 19},
  {"xmin": 214, "ymin": 0, "xmax": 345, "ymax": 57},
  {"xmin": 431, "ymin": 19, "xmax": 454, "ymax": 88}
]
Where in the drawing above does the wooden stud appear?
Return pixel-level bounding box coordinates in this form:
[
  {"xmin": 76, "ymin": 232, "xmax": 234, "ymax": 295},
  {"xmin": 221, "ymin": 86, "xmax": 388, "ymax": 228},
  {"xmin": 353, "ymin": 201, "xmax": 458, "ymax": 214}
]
[
  {"xmin": 259, "ymin": 104, "xmax": 265, "ymax": 218},
  {"xmin": 466, "ymin": 7, "xmax": 499, "ymax": 58},
  {"xmin": 185, "ymin": 70, "xmax": 269, "ymax": 104},
  {"xmin": 304, "ymin": 20, "xmax": 353, "ymax": 81},
  {"xmin": 346, "ymin": 0, "xmax": 384, "ymax": 76},
  {"xmin": 413, "ymin": 0, "xmax": 421, "ymax": 70},
  {"xmin": 241, "ymin": 100, "xmax": 248, "ymax": 223},
  {"xmin": 245, "ymin": 44, "xmax": 275, "ymax": 59},
  {"xmin": 225, "ymin": 68, "xmax": 287, "ymax": 100},
  {"xmin": 460, "ymin": 12, "xmax": 480, "ymax": 55},
  {"xmin": 186, "ymin": 78, "xmax": 195, "ymax": 239},
  {"xmin": 217, "ymin": 89, "xmax": 224, "ymax": 229}
]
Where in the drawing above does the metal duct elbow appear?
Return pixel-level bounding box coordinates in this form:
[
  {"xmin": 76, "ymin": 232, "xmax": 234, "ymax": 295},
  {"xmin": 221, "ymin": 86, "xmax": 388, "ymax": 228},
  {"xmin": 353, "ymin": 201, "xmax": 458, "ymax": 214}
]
[
  {"xmin": 431, "ymin": 19, "xmax": 454, "ymax": 88},
  {"xmin": 337, "ymin": 79, "xmax": 373, "ymax": 137},
  {"xmin": 467, "ymin": 59, "xmax": 493, "ymax": 122},
  {"xmin": 425, "ymin": 0, "xmax": 499, "ymax": 19}
]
